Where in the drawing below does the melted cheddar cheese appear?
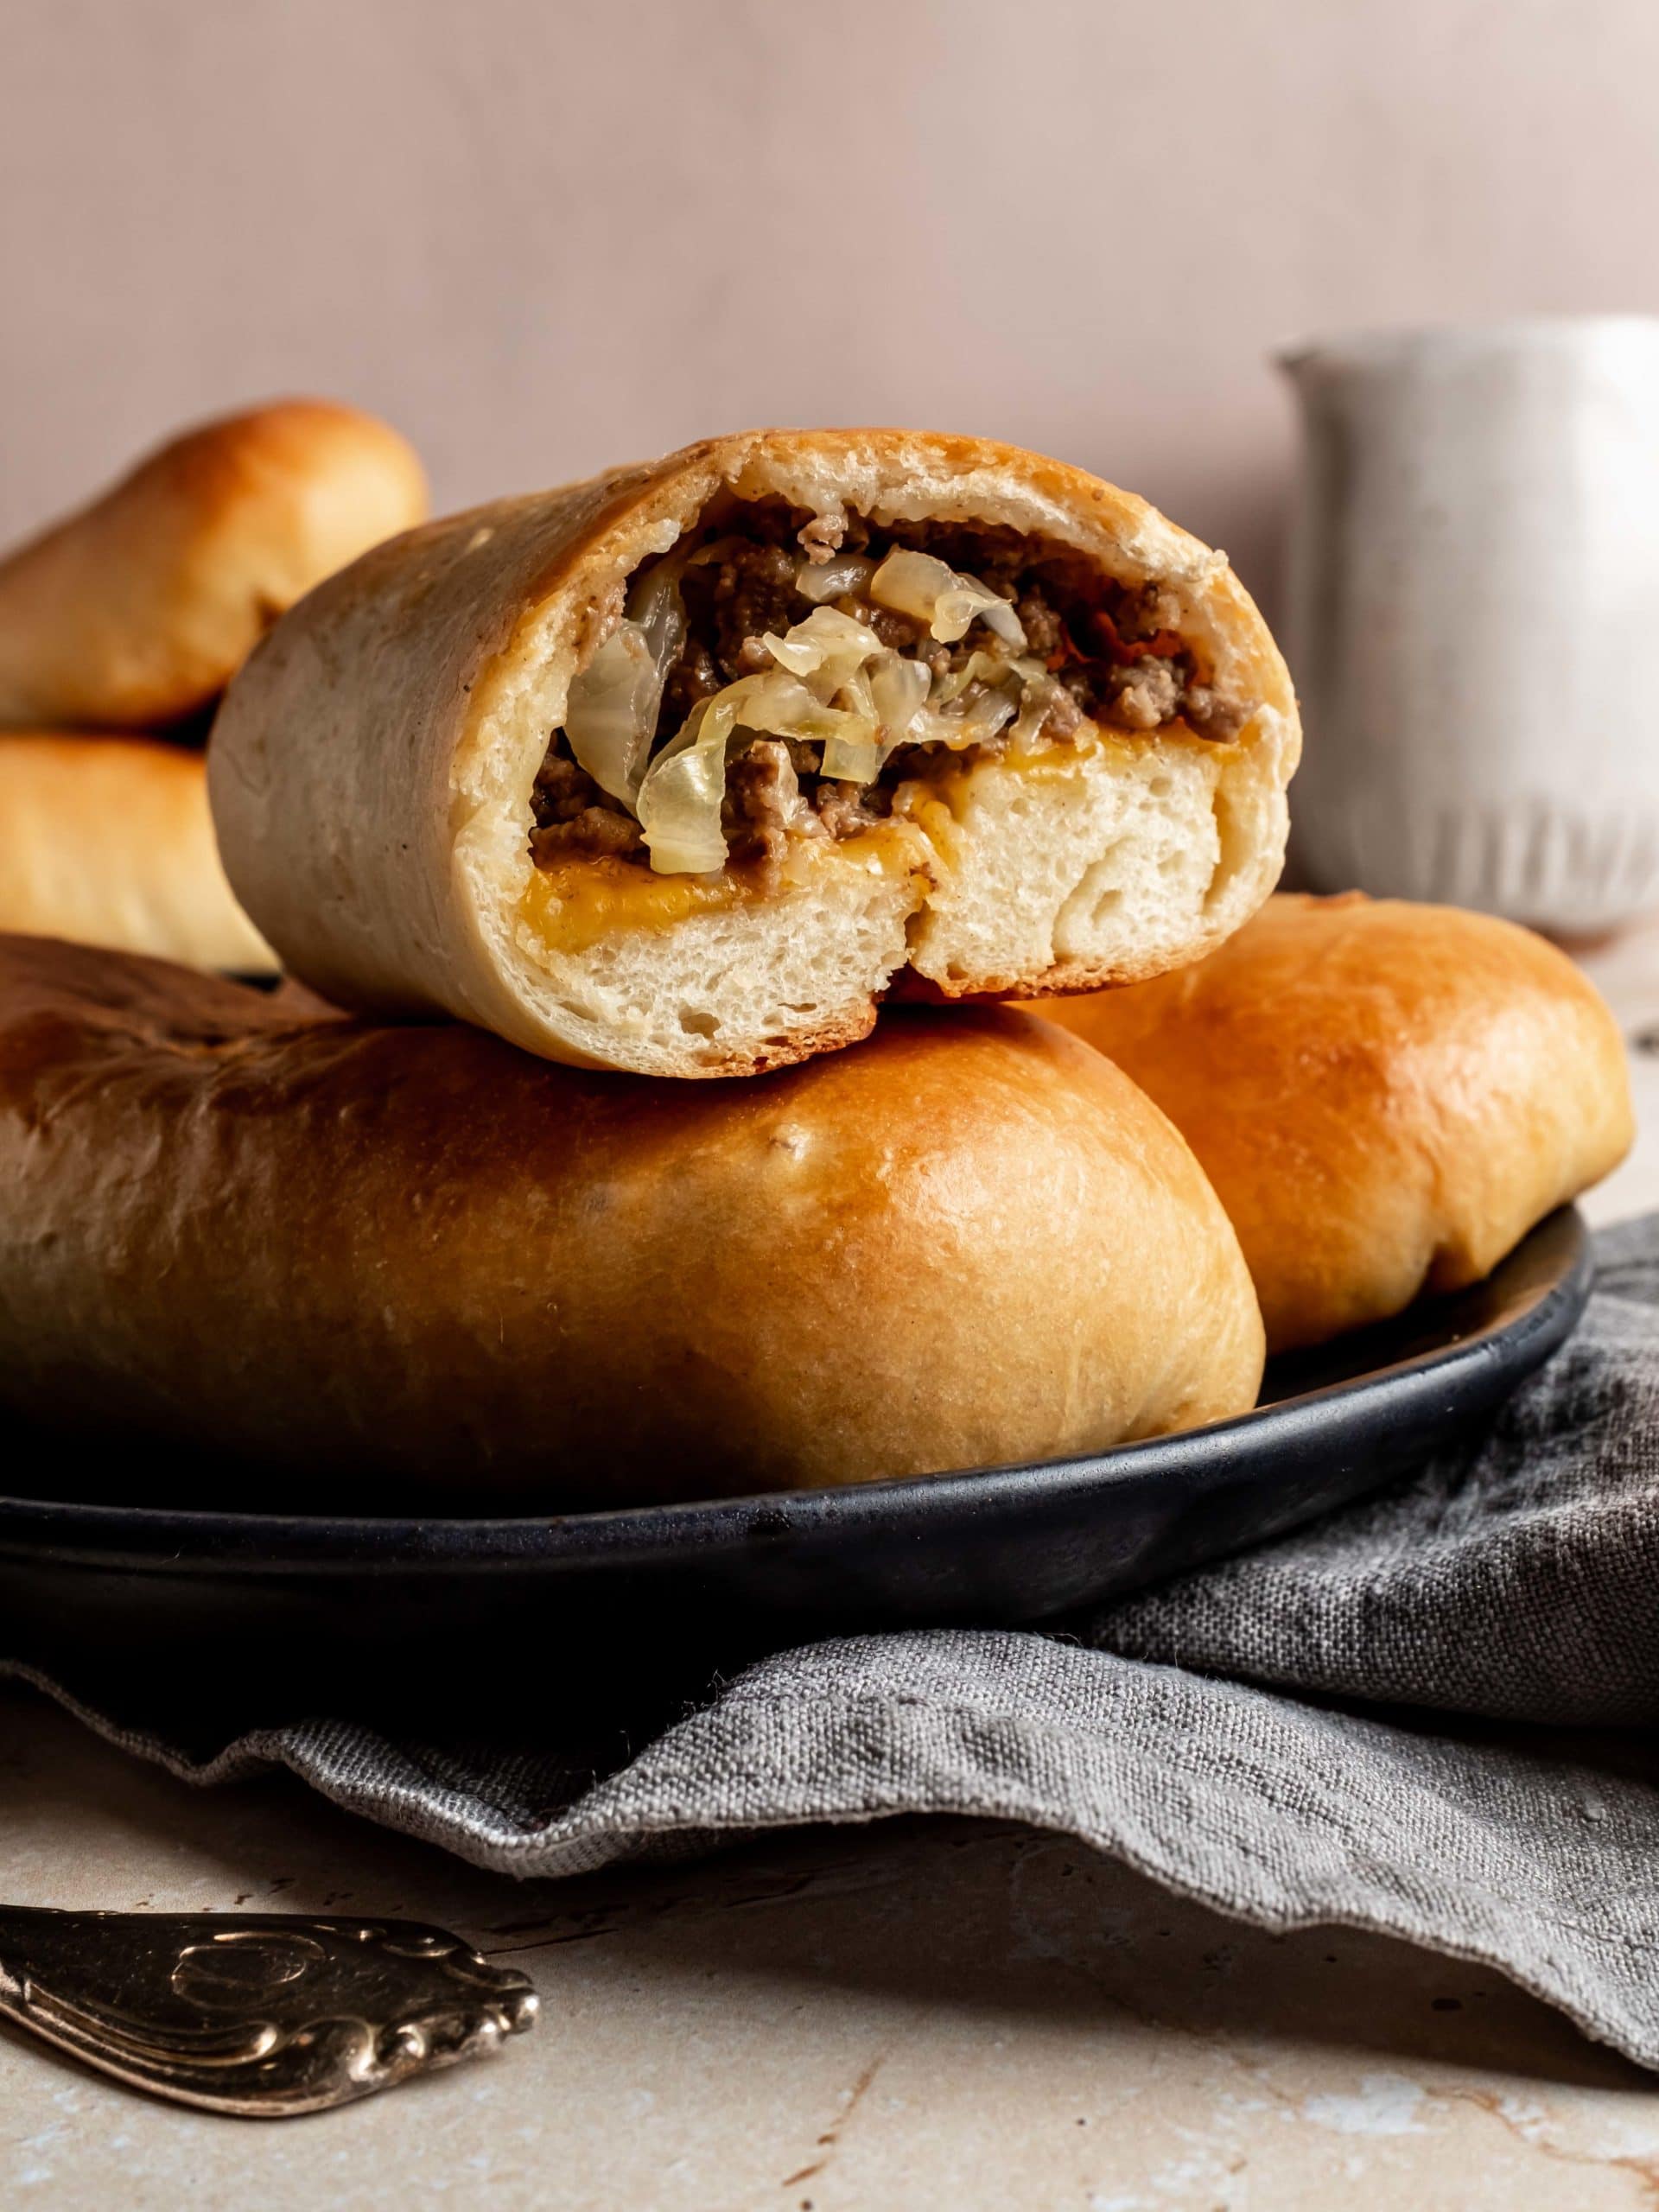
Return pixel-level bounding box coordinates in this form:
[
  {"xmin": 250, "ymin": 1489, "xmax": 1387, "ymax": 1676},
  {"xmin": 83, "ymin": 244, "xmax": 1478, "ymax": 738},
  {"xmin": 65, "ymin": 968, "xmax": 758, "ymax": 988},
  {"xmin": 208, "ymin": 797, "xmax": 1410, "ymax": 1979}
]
[{"xmin": 519, "ymin": 820, "xmax": 933, "ymax": 957}]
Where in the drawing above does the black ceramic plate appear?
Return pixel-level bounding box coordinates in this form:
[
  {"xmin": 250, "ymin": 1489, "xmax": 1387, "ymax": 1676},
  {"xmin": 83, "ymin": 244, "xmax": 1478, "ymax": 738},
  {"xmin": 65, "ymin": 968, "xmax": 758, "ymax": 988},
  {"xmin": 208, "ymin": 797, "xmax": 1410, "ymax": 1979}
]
[{"xmin": 0, "ymin": 1208, "xmax": 1589, "ymax": 1721}]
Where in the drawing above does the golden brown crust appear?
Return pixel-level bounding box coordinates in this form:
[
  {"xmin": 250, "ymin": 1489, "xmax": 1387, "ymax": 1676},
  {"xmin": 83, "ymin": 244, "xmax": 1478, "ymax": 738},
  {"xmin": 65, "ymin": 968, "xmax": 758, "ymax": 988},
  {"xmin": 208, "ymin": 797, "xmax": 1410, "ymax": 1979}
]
[
  {"xmin": 0, "ymin": 937, "xmax": 1263, "ymax": 1505},
  {"xmin": 0, "ymin": 400, "xmax": 429, "ymax": 728},
  {"xmin": 1040, "ymin": 893, "xmax": 1635, "ymax": 1351},
  {"xmin": 0, "ymin": 734, "xmax": 273, "ymax": 970},
  {"xmin": 209, "ymin": 428, "xmax": 1300, "ymax": 1078}
]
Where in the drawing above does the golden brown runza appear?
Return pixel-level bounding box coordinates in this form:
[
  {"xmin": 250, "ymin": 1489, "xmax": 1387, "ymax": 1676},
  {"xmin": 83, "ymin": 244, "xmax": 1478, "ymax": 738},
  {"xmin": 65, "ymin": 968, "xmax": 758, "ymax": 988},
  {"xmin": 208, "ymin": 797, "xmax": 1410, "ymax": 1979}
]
[
  {"xmin": 0, "ymin": 398, "xmax": 427, "ymax": 969},
  {"xmin": 1040, "ymin": 893, "xmax": 1634, "ymax": 1352},
  {"xmin": 209, "ymin": 427, "xmax": 1300, "ymax": 1078},
  {"xmin": 0, "ymin": 398, "xmax": 429, "ymax": 729},
  {"xmin": 0, "ymin": 734, "xmax": 271, "ymax": 972},
  {"xmin": 0, "ymin": 937, "xmax": 1264, "ymax": 1506}
]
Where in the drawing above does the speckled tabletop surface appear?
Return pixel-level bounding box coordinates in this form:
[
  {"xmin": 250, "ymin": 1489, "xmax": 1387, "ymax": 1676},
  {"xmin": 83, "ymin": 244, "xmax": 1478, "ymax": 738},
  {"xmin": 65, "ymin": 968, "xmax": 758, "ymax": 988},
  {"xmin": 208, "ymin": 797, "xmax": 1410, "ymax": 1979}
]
[{"xmin": 3, "ymin": 919, "xmax": 1657, "ymax": 2211}]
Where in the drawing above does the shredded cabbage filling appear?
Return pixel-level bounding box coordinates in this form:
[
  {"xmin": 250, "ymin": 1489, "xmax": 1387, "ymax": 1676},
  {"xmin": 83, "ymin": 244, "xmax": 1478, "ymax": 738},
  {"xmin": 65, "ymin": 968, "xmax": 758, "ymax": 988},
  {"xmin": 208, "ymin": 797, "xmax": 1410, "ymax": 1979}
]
[{"xmin": 531, "ymin": 502, "xmax": 1239, "ymax": 882}]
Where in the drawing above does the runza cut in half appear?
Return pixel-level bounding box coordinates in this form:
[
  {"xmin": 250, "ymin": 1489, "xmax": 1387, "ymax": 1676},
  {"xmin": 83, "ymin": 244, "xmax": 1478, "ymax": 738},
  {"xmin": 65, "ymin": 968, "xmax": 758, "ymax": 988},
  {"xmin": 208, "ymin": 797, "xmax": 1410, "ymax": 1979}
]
[{"xmin": 209, "ymin": 429, "xmax": 1301, "ymax": 1076}]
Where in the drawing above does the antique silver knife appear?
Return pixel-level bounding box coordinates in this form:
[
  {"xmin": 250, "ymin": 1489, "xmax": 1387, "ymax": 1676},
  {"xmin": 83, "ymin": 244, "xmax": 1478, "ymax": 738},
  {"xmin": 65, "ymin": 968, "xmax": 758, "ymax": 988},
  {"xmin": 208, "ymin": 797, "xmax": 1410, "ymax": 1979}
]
[{"xmin": 0, "ymin": 1906, "xmax": 538, "ymax": 2115}]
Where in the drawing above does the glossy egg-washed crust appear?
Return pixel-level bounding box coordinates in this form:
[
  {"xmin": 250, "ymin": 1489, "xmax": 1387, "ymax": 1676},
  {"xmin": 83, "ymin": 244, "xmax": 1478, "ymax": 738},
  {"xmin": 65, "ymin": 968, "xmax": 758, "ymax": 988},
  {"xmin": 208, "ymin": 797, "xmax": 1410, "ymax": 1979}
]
[
  {"xmin": 208, "ymin": 429, "xmax": 1300, "ymax": 1077},
  {"xmin": 0, "ymin": 734, "xmax": 273, "ymax": 972},
  {"xmin": 1043, "ymin": 893, "xmax": 1634, "ymax": 1351},
  {"xmin": 0, "ymin": 399, "xmax": 429, "ymax": 729},
  {"xmin": 0, "ymin": 936, "xmax": 1263, "ymax": 1507}
]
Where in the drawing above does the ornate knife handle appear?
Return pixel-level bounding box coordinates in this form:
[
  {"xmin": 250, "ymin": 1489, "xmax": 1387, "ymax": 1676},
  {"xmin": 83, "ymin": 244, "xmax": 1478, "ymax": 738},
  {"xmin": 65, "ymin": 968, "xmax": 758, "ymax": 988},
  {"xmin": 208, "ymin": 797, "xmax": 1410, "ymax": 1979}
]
[{"xmin": 0, "ymin": 1906, "xmax": 538, "ymax": 2116}]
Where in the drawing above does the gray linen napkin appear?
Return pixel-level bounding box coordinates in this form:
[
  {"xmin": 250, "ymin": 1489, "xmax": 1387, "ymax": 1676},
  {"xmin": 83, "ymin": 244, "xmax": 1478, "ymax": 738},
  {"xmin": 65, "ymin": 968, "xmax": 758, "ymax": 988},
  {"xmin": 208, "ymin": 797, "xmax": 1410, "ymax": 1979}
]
[{"xmin": 8, "ymin": 1213, "xmax": 1659, "ymax": 2066}]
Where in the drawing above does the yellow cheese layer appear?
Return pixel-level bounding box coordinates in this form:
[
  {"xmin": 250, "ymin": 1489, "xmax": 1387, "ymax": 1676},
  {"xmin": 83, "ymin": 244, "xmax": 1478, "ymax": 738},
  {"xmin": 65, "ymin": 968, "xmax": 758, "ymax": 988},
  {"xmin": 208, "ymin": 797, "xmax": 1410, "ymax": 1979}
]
[
  {"xmin": 519, "ymin": 856, "xmax": 743, "ymax": 955},
  {"xmin": 520, "ymin": 821, "xmax": 931, "ymax": 956}
]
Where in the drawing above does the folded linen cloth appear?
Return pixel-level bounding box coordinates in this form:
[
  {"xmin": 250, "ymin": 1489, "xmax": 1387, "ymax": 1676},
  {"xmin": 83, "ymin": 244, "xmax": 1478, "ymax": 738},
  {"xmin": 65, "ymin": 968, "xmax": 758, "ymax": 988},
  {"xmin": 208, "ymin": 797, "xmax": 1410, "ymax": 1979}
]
[{"xmin": 9, "ymin": 1214, "xmax": 1659, "ymax": 2066}]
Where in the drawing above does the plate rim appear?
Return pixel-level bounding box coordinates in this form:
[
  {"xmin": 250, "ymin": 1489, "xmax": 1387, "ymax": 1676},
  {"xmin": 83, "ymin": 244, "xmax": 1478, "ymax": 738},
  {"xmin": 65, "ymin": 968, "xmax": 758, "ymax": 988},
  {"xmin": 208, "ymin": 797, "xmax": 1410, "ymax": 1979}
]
[{"xmin": 0, "ymin": 1206, "xmax": 1591, "ymax": 1571}]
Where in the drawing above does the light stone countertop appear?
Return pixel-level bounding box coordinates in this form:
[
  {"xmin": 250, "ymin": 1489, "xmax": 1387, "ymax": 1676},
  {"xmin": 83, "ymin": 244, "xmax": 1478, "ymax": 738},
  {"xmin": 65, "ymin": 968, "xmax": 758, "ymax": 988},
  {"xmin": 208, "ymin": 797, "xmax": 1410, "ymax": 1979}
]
[{"xmin": 3, "ymin": 916, "xmax": 1657, "ymax": 2210}]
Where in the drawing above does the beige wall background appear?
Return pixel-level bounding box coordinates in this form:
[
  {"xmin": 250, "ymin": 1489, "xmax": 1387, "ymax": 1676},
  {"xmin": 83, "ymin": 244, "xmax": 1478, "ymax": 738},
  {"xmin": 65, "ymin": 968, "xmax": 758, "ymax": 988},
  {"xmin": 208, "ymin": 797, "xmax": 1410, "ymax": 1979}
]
[{"xmin": 6, "ymin": 0, "xmax": 1659, "ymax": 613}]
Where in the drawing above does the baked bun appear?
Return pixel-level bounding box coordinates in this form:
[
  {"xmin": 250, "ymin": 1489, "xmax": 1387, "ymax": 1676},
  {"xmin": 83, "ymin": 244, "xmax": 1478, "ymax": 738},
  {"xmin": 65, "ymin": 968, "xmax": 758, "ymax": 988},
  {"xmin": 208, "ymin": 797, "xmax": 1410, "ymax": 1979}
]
[
  {"xmin": 0, "ymin": 399, "xmax": 429, "ymax": 729},
  {"xmin": 0, "ymin": 937, "xmax": 1263, "ymax": 1505},
  {"xmin": 0, "ymin": 734, "xmax": 273, "ymax": 972},
  {"xmin": 1042, "ymin": 893, "xmax": 1634, "ymax": 1351},
  {"xmin": 209, "ymin": 428, "xmax": 1300, "ymax": 1078}
]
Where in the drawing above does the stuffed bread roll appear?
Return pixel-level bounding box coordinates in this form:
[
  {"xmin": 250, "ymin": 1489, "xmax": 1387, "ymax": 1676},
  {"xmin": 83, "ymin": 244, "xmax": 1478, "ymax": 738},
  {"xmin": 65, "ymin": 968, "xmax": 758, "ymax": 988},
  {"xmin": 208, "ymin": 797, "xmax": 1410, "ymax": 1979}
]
[
  {"xmin": 1043, "ymin": 893, "xmax": 1634, "ymax": 1351},
  {"xmin": 208, "ymin": 429, "xmax": 1300, "ymax": 1077},
  {"xmin": 0, "ymin": 399, "xmax": 429, "ymax": 729},
  {"xmin": 0, "ymin": 734, "xmax": 273, "ymax": 972},
  {"xmin": 0, "ymin": 938, "xmax": 1263, "ymax": 1506}
]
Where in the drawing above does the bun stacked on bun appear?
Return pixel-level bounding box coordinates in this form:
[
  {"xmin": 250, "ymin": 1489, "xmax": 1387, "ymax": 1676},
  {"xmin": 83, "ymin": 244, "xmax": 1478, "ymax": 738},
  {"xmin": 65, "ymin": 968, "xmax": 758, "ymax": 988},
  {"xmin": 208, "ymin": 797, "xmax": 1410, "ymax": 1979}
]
[
  {"xmin": 1042, "ymin": 893, "xmax": 1633, "ymax": 1351},
  {"xmin": 0, "ymin": 936, "xmax": 1263, "ymax": 1504},
  {"xmin": 209, "ymin": 429, "xmax": 1300, "ymax": 1077},
  {"xmin": 4, "ymin": 413, "xmax": 1618, "ymax": 1505},
  {"xmin": 0, "ymin": 401, "xmax": 429, "ymax": 969}
]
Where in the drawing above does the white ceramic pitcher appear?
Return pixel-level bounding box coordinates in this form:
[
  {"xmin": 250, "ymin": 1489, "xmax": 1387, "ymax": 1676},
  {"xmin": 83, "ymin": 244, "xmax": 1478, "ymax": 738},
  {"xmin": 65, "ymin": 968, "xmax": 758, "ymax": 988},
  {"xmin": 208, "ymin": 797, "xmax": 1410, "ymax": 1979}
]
[{"xmin": 1281, "ymin": 317, "xmax": 1659, "ymax": 936}]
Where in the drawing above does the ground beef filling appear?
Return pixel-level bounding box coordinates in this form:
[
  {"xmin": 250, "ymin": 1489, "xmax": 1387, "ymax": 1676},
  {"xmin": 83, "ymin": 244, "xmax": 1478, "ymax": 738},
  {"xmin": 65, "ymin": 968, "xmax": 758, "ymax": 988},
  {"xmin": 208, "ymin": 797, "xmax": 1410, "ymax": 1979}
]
[
  {"xmin": 531, "ymin": 505, "xmax": 1242, "ymax": 877},
  {"xmin": 531, "ymin": 752, "xmax": 645, "ymax": 864}
]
